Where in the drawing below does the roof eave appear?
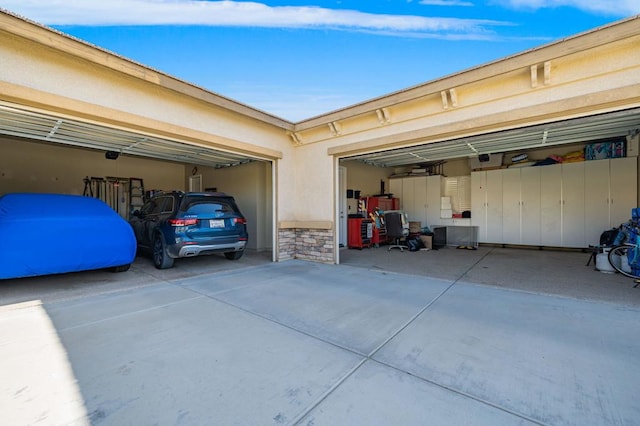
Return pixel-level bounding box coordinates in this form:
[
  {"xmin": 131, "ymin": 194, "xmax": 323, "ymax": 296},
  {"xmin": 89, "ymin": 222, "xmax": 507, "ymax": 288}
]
[{"xmin": 0, "ymin": 8, "xmax": 295, "ymax": 131}]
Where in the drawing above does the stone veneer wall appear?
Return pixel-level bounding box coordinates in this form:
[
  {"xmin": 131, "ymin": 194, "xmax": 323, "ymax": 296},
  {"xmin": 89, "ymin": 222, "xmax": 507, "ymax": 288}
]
[
  {"xmin": 277, "ymin": 229, "xmax": 297, "ymax": 261},
  {"xmin": 277, "ymin": 228, "xmax": 334, "ymax": 263}
]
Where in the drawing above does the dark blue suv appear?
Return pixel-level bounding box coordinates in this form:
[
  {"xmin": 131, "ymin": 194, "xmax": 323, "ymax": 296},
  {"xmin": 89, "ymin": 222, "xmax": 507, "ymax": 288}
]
[{"xmin": 130, "ymin": 191, "xmax": 248, "ymax": 269}]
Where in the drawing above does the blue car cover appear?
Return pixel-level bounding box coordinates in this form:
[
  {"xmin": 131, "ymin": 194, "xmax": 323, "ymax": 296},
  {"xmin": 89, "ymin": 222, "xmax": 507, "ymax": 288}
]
[{"xmin": 0, "ymin": 193, "xmax": 137, "ymax": 279}]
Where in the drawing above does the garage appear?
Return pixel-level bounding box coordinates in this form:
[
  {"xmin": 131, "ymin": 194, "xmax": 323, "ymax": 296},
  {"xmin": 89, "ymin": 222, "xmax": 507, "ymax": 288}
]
[
  {"xmin": 1, "ymin": 11, "xmax": 640, "ymax": 271},
  {"xmin": 336, "ymin": 108, "xmax": 640, "ymax": 252},
  {"xmin": 0, "ymin": 103, "xmax": 278, "ymax": 269},
  {"xmin": 279, "ymin": 16, "xmax": 640, "ymax": 263},
  {"xmin": 0, "ymin": 9, "xmax": 295, "ymax": 275}
]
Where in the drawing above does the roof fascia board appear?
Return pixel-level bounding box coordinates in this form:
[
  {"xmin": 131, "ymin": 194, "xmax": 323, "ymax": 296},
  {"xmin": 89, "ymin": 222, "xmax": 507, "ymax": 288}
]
[
  {"xmin": 0, "ymin": 9, "xmax": 294, "ymax": 131},
  {"xmin": 0, "ymin": 81, "xmax": 283, "ymax": 161},
  {"xmin": 328, "ymin": 84, "xmax": 640, "ymax": 158}
]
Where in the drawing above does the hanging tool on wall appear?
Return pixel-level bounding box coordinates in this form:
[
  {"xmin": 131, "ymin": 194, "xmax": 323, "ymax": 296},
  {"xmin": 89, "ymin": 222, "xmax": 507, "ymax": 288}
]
[
  {"xmin": 82, "ymin": 176, "xmax": 93, "ymax": 197},
  {"xmin": 105, "ymin": 177, "xmax": 118, "ymax": 213},
  {"xmin": 82, "ymin": 176, "xmax": 107, "ymax": 201},
  {"xmin": 129, "ymin": 177, "xmax": 145, "ymax": 218},
  {"xmin": 91, "ymin": 177, "xmax": 104, "ymax": 201}
]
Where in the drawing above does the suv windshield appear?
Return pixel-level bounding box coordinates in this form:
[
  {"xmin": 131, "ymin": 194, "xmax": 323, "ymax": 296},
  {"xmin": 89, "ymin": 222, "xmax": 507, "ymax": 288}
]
[{"xmin": 140, "ymin": 196, "xmax": 174, "ymax": 215}]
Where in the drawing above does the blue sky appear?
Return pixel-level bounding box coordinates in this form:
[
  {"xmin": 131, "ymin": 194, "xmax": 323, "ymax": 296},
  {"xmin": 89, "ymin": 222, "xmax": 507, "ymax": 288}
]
[{"xmin": 2, "ymin": 1, "xmax": 639, "ymax": 121}]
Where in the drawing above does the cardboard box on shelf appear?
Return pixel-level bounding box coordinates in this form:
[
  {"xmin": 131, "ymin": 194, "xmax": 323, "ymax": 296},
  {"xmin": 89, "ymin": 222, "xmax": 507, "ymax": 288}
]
[{"xmin": 584, "ymin": 140, "xmax": 625, "ymax": 160}]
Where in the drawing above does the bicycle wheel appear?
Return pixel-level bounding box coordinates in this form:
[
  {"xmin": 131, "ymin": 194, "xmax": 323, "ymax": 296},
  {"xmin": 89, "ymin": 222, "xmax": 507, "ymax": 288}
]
[{"xmin": 607, "ymin": 245, "xmax": 640, "ymax": 279}]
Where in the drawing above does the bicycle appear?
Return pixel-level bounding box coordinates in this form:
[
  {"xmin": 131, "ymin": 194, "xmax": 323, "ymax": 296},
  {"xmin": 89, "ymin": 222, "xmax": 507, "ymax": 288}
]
[
  {"xmin": 607, "ymin": 242, "xmax": 640, "ymax": 284},
  {"xmin": 605, "ymin": 216, "xmax": 640, "ymax": 286}
]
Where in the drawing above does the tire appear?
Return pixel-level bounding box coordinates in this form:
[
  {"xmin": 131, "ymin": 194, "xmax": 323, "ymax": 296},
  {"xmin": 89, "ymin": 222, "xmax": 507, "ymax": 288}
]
[
  {"xmin": 153, "ymin": 234, "xmax": 175, "ymax": 269},
  {"xmin": 608, "ymin": 245, "xmax": 640, "ymax": 279},
  {"xmin": 224, "ymin": 251, "xmax": 244, "ymax": 260},
  {"xmin": 109, "ymin": 264, "xmax": 131, "ymax": 273}
]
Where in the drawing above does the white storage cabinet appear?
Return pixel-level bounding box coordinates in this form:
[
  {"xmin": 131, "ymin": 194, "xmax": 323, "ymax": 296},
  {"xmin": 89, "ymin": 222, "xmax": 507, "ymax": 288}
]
[
  {"xmin": 389, "ymin": 175, "xmax": 441, "ymax": 228},
  {"xmin": 471, "ymin": 169, "xmax": 503, "ymax": 243}
]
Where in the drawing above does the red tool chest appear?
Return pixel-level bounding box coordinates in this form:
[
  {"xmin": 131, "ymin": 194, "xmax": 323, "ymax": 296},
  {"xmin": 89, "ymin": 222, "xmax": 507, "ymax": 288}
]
[{"xmin": 348, "ymin": 218, "xmax": 373, "ymax": 249}]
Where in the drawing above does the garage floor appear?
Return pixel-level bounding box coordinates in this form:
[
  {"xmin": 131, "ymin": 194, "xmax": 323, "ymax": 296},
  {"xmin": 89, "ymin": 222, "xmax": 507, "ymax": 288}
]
[
  {"xmin": 340, "ymin": 245, "xmax": 640, "ymax": 307},
  {"xmin": 1, "ymin": 248, "xmax": 639, "ymax": 425}
]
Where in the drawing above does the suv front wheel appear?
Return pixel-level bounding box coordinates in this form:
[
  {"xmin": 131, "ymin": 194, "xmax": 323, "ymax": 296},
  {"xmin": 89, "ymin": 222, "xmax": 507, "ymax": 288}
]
[{"xmin": 153, "ymin": 234, "xmax": 175, "ymax": 269}]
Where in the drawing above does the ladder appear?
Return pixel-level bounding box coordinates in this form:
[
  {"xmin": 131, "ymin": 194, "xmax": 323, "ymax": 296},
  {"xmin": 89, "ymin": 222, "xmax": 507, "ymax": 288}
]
[{"xmin": 129, "ymin": 177, "xmax": 145, "ymax": 218}]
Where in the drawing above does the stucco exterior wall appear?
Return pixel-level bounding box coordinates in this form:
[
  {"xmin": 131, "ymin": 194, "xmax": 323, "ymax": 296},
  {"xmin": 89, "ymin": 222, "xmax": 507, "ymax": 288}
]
[
  {"xmin": 292, "ymin": 142, "xmax": 335, "ymax": 221},
  {"xmin": 291, "ymin": 30, "xmax": 636, "ymax": 150},
  {"xmin": 0, "ymin": 22, "xmax": 290, "ymax": 150}
]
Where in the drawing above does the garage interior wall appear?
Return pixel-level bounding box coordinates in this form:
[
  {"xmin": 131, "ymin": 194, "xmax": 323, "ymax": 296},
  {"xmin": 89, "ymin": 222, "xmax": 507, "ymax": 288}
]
[
  {"xmin": 196, "ymin": 161, "xmax": 273, "ymax": 252},
  {"xmin": 0, "ymin": 136, "xmax": 185, "ymax": 195},
  {"xmin": 343, "ymin": 157, "xmax": 472, "ymax": 198},
  {"xmin": 340, "ymin": 161, "xmax": 390, "ymax": 200}
]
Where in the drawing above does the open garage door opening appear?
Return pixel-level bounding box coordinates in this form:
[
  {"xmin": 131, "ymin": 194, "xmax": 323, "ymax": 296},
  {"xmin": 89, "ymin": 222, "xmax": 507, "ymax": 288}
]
[
  {"xmin": 0, "ymin": 103, "xmax": 276, "ymax": 274},
  {"xmin": 337, "ymin": 107, "xmax": 640, "ymax": 259}
]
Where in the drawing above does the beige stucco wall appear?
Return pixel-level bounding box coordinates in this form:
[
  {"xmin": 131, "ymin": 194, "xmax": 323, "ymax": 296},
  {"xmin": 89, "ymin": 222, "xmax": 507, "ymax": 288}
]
[
  {"xmin": 300, "ymin": 26, "xmax": 640, "ymax": 151},
  {"xmin": 0, "ymin": 20, "xmax": 289, "ymax": 151},
  {"xmin": 292, "ymin": 142, "xmax": 335, "ymax": 221}
]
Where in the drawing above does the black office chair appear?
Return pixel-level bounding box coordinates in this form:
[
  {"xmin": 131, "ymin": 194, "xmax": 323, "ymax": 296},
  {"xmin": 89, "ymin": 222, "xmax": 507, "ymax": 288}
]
[{"xmin": 384, "ymin": 210, "xmax": 409, "ymax": 251}]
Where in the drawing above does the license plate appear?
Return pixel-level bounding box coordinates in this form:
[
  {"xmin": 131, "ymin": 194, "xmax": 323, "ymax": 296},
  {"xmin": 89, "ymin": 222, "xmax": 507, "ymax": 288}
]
[{"xmin": 209, "ymin": 219, "xmax": 225, "ymax": 228}]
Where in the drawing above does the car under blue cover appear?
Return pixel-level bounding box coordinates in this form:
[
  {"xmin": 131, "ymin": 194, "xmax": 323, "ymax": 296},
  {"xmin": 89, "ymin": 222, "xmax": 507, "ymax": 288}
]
[{"xmin": 0, "ymin": 193, "xmax": 136, "ymax": 279}]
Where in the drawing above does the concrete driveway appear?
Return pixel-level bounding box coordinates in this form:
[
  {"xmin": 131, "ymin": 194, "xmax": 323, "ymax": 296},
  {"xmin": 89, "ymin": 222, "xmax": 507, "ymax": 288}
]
[{"xmin": 2, "ymin": 251, "xmax": 639, "ymax": 425}]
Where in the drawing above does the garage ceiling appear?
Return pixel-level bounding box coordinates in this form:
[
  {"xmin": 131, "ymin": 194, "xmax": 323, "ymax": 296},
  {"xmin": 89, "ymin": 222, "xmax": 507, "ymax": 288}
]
[
  {"xmin": 343, "ymin": 107, "xmax": 640, "ymax": 167},
  {"xmin": 0, "ymin": 103, "xmax": 260, "ymax": 169}
]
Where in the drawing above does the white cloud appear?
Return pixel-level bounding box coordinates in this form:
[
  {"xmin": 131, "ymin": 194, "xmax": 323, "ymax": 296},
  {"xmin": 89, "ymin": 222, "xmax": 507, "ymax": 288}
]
[
  {"xmin": 494, "ymin": 0, "xmax": 640, "ymax": 15},
  {"xmin": 2, "ymin": 0, "xmax": 510, "ymax": 38},
  {"xmin": 221, "ymin": 82, "xmax": 364, "ymax": 121},
  {"xmin": 419, "ymin": 0, "xmax": 474, "ymax": 6}
]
